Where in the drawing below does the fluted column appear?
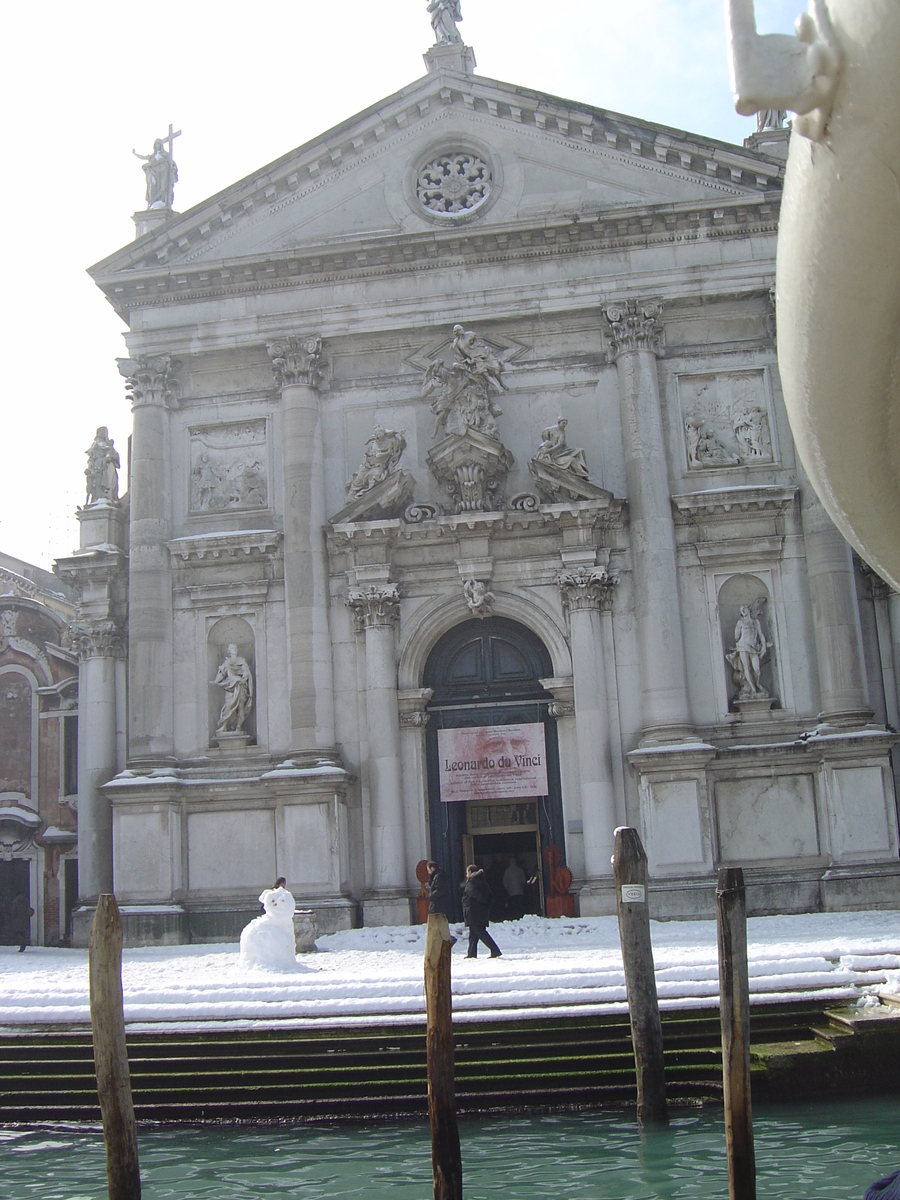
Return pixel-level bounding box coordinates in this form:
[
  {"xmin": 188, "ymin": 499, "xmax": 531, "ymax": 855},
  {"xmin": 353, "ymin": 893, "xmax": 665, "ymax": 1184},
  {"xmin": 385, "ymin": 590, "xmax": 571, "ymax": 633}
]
[
  {"xmin": 71, "ymin": 621, "xmax": 126, "ymax": 901},
  {"xmin": 558, "ymin": 564, "xmax": 617, "ymax": 877},
  {"xmin": 604, "ymin": 301, "xmax": 692, "ymax": 742},
  {"xmin": 798, "ymin": 466, "xmax": 871, "ymax": 723},
  {"xmin": 348, "ymin": 584, "xmax": 407, "ymax": 901},
  {"xmin": 267, "ymin": 337, "xmax": 338, "ymax": 762},
  {"xmin": 117, "ymin": 355, "xmax": 176, "ymax": 763}
]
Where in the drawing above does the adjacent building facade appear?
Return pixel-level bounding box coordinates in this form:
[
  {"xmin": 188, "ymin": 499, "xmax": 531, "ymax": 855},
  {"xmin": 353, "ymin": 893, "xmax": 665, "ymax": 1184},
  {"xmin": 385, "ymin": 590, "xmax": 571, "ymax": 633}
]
[
  {"xmin": 0, "ymin": 553, "xmax": 78, "ymax": 946},
  {"xmin": 63, "ymin": 30, "xmax": 900, "ymax": 944}
]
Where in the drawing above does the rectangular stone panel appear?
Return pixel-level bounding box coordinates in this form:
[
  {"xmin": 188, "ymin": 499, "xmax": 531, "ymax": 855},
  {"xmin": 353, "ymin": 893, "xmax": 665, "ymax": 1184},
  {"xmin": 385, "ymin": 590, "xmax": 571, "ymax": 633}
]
[
  {"xmin": 282, "ymin": 803, "xmax": 334, "ymax": 888},
  {"xmin": 828, "ymin": 766, "xmax": 893, "ymax": 859},
  {"xmin": 189, "ymin": 419, "xmax": 268, "ymax": 514},
  {"xmin": 646, "ymin": 779, "xmax": 707, "ymax": 874},
  {"xmin": 113, "ymin": 810, "xmax": 176, "ymax": 898},
  {"xmin": 188, "ymin": 809, "xmax": 275, "ymax": 890},
  {"xmin": 716, "ymin": 774, "xmax": 818, "ymax": 862}
]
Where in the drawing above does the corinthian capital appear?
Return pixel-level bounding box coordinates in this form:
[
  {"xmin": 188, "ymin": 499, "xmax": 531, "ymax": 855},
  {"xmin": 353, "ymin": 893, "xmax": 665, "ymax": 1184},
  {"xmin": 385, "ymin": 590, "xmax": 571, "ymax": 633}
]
[
  {"xmin": 603, "ymin": 300, "xmax": 665, "ymax": 361},
  {"xmin": 347, "ymin": 584, "xmax": 400, "ymax": 631},
  {"xmin": 116, "ymin": 355, "xmax": 178, "ymax": 408},
  {"xmin": 69, "ymin": 619, "xmax": 127, "ymax": 661},
  {"xmin": 558, "ymin": 566, "xmax": 617, "ymax": 613},
  {"xmin": 266, "ymin": 335, "xmax": 331, "ymax": 393}
]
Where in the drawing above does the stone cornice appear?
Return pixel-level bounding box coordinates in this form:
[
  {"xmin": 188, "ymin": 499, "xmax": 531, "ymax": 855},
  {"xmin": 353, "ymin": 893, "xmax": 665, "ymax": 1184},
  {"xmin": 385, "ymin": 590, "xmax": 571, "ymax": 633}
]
[
  {"xmin": 92, "ymin": 196, "xmax": 781, "ymax": 318},
  {"xmin": 671, "ymin": 485, "xmax": 798, "ymax": 523},
  {"xmin": 54, "ymin": 548, "xmax": 128, "ymax": 590},
  {"xmin": 167, "ymin": 530, "xmax": 283, "ymax": 564}
]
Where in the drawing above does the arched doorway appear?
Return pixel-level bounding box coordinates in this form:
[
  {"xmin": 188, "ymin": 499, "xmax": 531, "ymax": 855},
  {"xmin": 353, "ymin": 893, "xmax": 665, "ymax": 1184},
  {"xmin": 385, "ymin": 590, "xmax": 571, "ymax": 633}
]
[{"xmin": 423, "ymin": 617, "xmax": 566, "ymax": 921}]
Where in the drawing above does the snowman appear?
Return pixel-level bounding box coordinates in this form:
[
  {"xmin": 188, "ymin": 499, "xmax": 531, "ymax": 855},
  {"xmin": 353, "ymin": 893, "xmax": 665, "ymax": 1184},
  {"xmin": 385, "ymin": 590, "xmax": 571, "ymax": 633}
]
[{"xmin": 239, "ymin": 884, "xmax": 299, "ymax": 970}]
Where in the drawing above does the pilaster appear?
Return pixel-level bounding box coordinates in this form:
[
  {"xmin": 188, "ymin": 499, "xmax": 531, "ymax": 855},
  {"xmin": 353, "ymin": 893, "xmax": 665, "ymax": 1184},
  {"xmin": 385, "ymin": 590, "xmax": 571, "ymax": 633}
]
[
  {"xmin": 267, "ymin": 335, "xmax": 340, "ymax": 766},
  {"xmin": 604, "ymin": 300, "xmax": 693, "ymax": 743}
]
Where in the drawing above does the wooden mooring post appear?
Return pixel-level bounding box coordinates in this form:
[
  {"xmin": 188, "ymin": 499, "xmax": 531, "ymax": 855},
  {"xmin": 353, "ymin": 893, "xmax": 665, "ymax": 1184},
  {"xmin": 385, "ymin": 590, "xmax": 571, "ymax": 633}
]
[
  {"xmin": 716, "ymin": 867, "xmax": 756, "ymax": 1200},
  {"xmin": 424, "ymin": 913, "xmax": 462, "ymax": 1200},
  {"xmin": 89, "ymin": 895, "xmax": 142, "ymax": 1200},
  {"xmin": 613, "ymin": 827, "xmax": 668, "ymax": 1125}
]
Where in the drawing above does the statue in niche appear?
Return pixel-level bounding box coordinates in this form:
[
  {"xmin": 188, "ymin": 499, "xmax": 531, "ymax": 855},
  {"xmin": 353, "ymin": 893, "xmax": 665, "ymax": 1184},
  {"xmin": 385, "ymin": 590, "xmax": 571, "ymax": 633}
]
[
  {"xmin": 211, "ymin": 644, "xmax": 254, "ymax": 735},
  {"xmin": 428, "ymin": 0, "xmax": 463, "ymax": 44},
  {"xmin": 684, "ymin": 414, "xmax": 740, "ymax": 468},
  {"xmin": 533, "ymin": 418, "xmax": 590, "ymax": 479},
  {"xmin": 464, "ymin": 578, "xmax": 495, "ymax": 618},
  {"xmin": 133, "ymin": 126, "xmax": 180, "ymax": 210},
  {"xmin": 84, "ymin": 427, "xmax": 120, "ymax": 504},
  {"xmin": 423, "ymin": 324, "xmax": 505, "ymax": 439},
  {"xmin": 726, "ymin": 600, "xmax": 773, "ymax": 699},
  {"xmin": 346, "ymin": 426, "xmax": 406, "ymax": 499},
  {"xmin": 733, "ymin": 407, "xmax": 772, "ymax": 461}
]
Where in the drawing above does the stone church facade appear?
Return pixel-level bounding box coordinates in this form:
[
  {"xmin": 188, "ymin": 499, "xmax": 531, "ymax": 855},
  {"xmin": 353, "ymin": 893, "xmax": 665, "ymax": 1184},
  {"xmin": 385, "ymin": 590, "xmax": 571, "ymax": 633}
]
[{"xmin": 63, "ymin": 31, "xmax": 900, "ymax": 944}]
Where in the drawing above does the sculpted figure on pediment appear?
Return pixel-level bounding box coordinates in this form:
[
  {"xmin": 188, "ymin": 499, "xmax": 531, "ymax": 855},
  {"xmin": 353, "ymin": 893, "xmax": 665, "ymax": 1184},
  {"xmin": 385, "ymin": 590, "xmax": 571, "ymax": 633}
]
[
  {"xmin": 347, "ymin": 426, "xmax": 407, "ymax": 499},
  {"xmin": 428, "ymin": 0, "xmax": 463, "ymax": 44},
  {"xmin": 84, "ymin": 427, "xmax": 120, "ymax": 505},
  {"xmin": 133, "ymin": 135, "xmax": 179, "ymax": 210},
  {"xmin": 534, "ymin": 419, "xmax": 590, "ymax": 478},
  {"xmin": 423, "ymin": 324, "xmax": 505, "ymax": 440}
]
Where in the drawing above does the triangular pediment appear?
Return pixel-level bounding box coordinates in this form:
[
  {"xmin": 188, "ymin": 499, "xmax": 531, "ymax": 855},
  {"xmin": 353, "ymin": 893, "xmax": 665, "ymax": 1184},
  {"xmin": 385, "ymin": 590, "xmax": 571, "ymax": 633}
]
[{"xmin": 91, "ymin": 69, "xmax": 783, "ymax": 299}]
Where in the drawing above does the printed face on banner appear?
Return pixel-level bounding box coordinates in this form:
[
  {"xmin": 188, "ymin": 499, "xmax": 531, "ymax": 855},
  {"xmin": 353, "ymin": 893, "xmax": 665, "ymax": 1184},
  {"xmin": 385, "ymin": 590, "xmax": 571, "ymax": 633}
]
[{"xmin": 437, "ymin": 723, "xmax": 548, "ymax": 802}]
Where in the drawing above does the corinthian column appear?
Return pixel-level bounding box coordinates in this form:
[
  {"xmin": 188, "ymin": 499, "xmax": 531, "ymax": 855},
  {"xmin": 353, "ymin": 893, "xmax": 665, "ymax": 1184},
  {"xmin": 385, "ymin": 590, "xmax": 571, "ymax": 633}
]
[
  {"xmin": 347, "ymin": 583, "xmax": 409, "ymax": 919},
  {"xmin": 117, "ymin": 355, "xmax": 177, "ymax": 763},
  {"xmin": 604, "ymin": 301, "xmax": 692, "ymax": 742},
  {"xmin": 267, "ymin": 336, "xmax": 339, "ymax": 763},
  {"xmin": 558, "ymin": 564, "xmax": 617, "ymax": 878},
  {"xmin": 71, "ymin": 621, "xmax": 126, "ymax": 901}
]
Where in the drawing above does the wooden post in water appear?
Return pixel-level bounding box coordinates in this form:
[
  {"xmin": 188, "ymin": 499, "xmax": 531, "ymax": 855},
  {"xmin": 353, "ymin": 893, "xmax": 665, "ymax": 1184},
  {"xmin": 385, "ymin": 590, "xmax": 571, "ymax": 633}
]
[
  {"xmin": 716, "ymin": 867, "xmax": 756, "ymax": 1200},
  {"xmin": 424, "ymin": 913, "xmax": 462, "ymax": 1200},
  {"xmin": 89, "ymin": 895, "xmax": 142, "ymax": 1200},
  {"xmin": 613, "ymin": 827, "xmax": 668, "ymax": 1125}
]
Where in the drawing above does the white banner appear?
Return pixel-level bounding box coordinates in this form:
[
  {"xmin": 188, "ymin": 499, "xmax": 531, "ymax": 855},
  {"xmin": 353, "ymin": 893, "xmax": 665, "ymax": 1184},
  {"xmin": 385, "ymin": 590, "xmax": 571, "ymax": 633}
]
[{"xmin": 437, "ymin": 723, "xmax": 548, "ymax": 802}]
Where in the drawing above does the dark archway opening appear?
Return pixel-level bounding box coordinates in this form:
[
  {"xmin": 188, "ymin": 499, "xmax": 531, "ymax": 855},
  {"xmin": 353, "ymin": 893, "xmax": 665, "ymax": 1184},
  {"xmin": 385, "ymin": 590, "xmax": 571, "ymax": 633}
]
[{"xmin": 423, "ymin": 617, "xmax": 565, "ymax": 922}]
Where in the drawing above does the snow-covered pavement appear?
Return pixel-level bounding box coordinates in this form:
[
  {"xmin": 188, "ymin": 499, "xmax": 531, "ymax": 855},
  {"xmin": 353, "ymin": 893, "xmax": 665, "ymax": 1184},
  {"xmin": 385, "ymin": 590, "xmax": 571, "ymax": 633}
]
[{"xmin": 0, "ymin": 911, "xmax": 898, "ymax": 1032}]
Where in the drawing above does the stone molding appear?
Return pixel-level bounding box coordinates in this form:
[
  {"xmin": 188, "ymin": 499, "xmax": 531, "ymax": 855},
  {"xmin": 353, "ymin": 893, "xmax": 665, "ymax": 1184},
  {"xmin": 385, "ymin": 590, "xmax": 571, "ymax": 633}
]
[
  {"xmin": 117, "ymin": 355, "xmax": 178, "ymax": 409},
  {"xmin": 603, "ymin": 300, "xmax": 665, "ymax": 360},
  {"xmin": 540, "ymin": 676, "xmax": 575, "ymax": 718},
  {"xmin": 346, "ymin": 583, "xmax": 400, "ymax": 631},
  {"xmin": 398, "ymin": 687, "xmax": 434, "ymax": 728},
  {"xmin": 266, "ymin": 335, "xmax": 330, "ymax": 393},
  {"xmin": 69, "ymin": 619, "xmax": 127, "ymax": 661},
  {"xmin": 557, "ymin": 566, "xmax": 617, "ymax": 613},
  {"xmin": 672, "ymin": 485, "xmax": 797, "ymax": 524},
  {"xmin": 167, "ymin": 530, "xmax": 283, "ymax": 565}
]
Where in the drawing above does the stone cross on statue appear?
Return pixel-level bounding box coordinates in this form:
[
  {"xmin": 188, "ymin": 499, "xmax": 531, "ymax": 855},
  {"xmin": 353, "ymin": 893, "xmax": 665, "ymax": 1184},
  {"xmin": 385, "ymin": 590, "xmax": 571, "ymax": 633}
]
[{"xmin": 133, "ymin": 124, "xmax": 182, "ymax": 210}]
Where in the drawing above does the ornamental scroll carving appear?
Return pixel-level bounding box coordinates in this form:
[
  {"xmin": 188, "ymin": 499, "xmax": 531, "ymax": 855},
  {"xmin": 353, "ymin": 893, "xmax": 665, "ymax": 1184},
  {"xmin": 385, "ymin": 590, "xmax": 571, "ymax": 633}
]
[
  {"xmin": 557, "ymin": 567, "xmax": 617, "ymax": 613},
  {"xmin": 603, "ymin": 301, "xmax": 665, "ymax": 361},
  {"xmin": 117, "ymin": 355, "xmax": 178, "ymax": 409},
  {"xmin": 347, "ymin": 584, "xmax": 401, "ymax": 631},
  {"xmin": 266, "ymin": 336, "xmax": 331, "ymax": 393}
]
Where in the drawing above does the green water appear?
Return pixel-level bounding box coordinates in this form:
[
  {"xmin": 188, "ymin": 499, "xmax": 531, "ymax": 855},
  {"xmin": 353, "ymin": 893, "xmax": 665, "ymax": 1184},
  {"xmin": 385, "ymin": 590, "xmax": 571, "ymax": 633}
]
[{"xmin": 1, "ymin": 1098, "xmax": 897, "ymax": 1199}]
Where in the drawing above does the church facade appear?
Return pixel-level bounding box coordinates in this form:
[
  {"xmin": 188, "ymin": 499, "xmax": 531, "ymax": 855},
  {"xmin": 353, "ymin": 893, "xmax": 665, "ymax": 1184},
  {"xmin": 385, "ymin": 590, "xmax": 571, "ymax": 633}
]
[{"xmin": 62, "ymin": 29, "xmax": 900, "ymax": 944}]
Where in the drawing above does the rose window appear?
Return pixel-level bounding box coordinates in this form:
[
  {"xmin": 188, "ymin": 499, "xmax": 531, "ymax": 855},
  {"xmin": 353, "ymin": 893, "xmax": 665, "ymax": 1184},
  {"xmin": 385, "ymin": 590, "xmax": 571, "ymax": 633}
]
[{"xmin": 416, "ymin": 152, "xmax": 492, "ymax": 216}]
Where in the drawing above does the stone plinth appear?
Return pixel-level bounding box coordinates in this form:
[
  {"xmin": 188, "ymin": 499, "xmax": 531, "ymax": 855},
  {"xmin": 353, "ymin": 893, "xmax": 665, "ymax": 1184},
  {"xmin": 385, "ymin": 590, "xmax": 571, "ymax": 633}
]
[
  {"xmin": 423, "ymin": 42, "xmax": 475, "ymax": 75},
  {"xmin": 213, "ymin": 730, "xmax": 253, "ymax": 752},
  {"xmin": 734, "ymin": 696, "xmax": 777, "ymax": 719},
  {"xmin": 293, "ymin": 909, "xmax": 318, "ymax": 952},
  {"xmin": 77, "ymin": 501, "xmax": 126, "ymax": 551}
]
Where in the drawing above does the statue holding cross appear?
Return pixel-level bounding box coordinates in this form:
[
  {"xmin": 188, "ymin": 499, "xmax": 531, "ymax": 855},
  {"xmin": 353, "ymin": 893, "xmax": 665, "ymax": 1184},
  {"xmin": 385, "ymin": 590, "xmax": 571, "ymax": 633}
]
[{"xmin": 133, "ymin": 124, "xmax": 181, "ymax": 210}]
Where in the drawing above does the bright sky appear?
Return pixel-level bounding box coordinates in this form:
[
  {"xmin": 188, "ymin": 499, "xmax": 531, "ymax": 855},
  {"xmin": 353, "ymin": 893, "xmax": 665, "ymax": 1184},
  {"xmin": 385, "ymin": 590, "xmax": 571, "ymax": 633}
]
[{"xmin": 1, "ymin": 0, "xmax": 801, "ymax": 572}]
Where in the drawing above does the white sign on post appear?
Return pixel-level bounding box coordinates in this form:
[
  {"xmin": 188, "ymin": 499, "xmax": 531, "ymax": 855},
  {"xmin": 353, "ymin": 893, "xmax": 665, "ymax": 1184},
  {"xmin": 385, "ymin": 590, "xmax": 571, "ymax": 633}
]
[
  {"xmin": 437, "ymin": 723, "xmax": 548, "ymax": 802},
  {"xmin": 621, "ymin": 884, "xmax": 646, "ymax": 903}
]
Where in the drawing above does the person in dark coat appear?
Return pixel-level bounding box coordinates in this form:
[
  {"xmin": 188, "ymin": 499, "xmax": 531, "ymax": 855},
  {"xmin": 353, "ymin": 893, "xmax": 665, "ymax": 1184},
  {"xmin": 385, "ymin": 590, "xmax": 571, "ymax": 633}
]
[
  {"xmin": 424, "ymin": 861, "xmax": 457, "ymax": 945},
  {"xmin": 866, "ymin": 1169, "xmax": 900, "ymax": 1200},
  {"xmin": 462, "ymin": 865, "xmax": 502, "ymax": 959},
  {"xmin": 9, "ymin": 893, "xmax": 33, "ymax": 953}
]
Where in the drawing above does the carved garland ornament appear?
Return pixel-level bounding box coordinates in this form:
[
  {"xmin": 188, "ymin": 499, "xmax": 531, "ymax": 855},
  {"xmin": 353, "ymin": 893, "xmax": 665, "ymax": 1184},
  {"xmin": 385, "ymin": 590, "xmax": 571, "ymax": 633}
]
[{"xmin": 417, "ymin": 152, "xmax": 492, "ymax": 217}]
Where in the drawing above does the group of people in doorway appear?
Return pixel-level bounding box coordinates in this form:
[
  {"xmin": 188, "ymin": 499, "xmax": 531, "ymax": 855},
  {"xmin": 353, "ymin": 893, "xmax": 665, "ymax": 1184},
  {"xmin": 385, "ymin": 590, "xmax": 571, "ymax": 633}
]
[{"xmin": 425, "ymin": 856, "xmax": 534, "ymax": 958}]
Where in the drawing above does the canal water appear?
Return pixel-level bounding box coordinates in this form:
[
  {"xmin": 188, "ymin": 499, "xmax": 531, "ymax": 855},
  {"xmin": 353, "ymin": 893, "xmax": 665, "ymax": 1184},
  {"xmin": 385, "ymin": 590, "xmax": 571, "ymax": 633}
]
[{"xmin": 1, "ymin": 1097, "xmax": 898, "ymax": 1199}]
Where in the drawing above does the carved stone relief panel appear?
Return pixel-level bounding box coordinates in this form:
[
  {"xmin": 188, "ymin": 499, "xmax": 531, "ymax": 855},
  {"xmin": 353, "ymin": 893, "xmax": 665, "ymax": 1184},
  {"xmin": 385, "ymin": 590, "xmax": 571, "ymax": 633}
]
[
  {"xmin": 676, "ymin": 370, "xmax": 775, "ymax": 472},
  {"xmin": 189, "ymin": 420, "xmax": 268, "ymax": 515}
]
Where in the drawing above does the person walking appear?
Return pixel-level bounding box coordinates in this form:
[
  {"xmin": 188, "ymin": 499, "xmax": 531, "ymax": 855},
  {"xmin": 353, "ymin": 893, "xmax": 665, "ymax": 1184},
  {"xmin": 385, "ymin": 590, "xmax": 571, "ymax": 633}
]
[
  {"xmin": 10, "ymin": 892, "xmax": 33, "ymax": 953},
  {"xmin": 462, "ymin": 865, "xmax": 502, "ymax": 959}
]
